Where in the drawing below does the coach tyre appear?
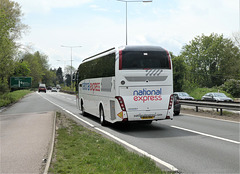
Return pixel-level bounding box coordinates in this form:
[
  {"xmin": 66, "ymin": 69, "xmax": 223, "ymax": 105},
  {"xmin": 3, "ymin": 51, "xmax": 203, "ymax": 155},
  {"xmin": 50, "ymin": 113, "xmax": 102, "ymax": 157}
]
[
  {"xmin": 100, "ymin": 106, "xmax": 107, "ymax": 126},
  {"xmin": 174, "ymin": 111, "xmax": 180, "ymax": 116},
  {"xmin": 81, "ymin": 100, "xmax": 86, "ymax": 116}
]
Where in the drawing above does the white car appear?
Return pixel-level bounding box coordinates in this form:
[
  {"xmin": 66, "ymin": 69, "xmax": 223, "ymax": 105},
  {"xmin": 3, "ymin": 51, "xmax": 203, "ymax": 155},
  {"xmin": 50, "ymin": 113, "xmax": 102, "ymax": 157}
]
[
  {"xmin": 51, "ymin": 87, "xmax": 58, "ymax": 92},
  {"xmin": 201, "ymin": 93, "xmax": 233, "ymax": 102}
]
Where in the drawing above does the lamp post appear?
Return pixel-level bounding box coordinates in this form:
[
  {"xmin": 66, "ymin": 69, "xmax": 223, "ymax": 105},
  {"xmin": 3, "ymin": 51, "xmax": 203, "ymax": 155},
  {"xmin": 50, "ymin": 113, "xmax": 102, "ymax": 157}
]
[
  {"xmin": 117, "ymin": 0, "xmax": 152, "ymax": 45},
  {"xmin": 61, "ymin": 45, "xmax": 82, "ymax": 87}
]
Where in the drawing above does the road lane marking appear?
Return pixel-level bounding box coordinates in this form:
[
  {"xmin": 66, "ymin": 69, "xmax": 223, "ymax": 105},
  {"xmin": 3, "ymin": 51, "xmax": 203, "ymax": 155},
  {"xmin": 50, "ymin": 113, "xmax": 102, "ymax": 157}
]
[
  {"xmin": 171, "ymin": 125, "xmax": 240, "ymax": 145},
  {"xmin": 38, "ymin": 93, "xmax": 179, "ymax": 172},
  {"xmin": 39, "ymin": 94, "xmax": 95, "ymax": 127},
  {"xmin": 95, "ymin": 127, "xmax": 178, "ymax": 172}
]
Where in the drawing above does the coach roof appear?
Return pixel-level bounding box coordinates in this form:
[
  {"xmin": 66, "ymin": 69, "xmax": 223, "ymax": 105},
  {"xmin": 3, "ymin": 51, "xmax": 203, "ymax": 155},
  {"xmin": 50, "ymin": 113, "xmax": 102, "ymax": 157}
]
[
  {"xmin": 82, "ymin": 45, "xmax": 168, "ymax": 63},
  {"xmin": 122, "ymin": 45, "xmax": 167, "ymax": 52}
]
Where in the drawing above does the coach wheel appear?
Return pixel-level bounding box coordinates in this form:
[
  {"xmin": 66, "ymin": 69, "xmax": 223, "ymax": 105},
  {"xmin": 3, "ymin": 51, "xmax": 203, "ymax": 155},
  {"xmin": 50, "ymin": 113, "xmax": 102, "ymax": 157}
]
[
  {"xmin": 81, "ymin": 100, "xmax": 86, "ymax": 116},
  {"xmin": 100, "ymin": 106, "xmax": 107, "ymax": 126},
  {"xmin": 174, "ymin": 111, "xmax": 180, "ymax": 116}
]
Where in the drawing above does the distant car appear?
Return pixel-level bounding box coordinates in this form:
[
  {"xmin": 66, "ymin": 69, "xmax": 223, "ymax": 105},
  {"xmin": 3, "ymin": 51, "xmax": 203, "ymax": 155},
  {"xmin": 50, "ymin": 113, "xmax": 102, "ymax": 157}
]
[
  {"xmin": 201, "ymin": 92, "xmax": 233, "ymax": 102},
  {"xmin": 38, "ymin": 84, "xmax": 46, "ymax": 93},
  {"xmin": 174, "ymin": 92, "xmax": 194, "ymax": 100},
  {"xmin": 47, "ymin": 86, "xmax": 52, "ymax": 90},
  {"xmin": 51, "ymin": 87, "xmax": 58, "ymax": 92},
  {"xmin": 173, "ymin": 94, "xmax": 181, "ymax": 115},
  {"xmin": 56, "ymin": 85, "xmax": 61, "ymax": 89}
]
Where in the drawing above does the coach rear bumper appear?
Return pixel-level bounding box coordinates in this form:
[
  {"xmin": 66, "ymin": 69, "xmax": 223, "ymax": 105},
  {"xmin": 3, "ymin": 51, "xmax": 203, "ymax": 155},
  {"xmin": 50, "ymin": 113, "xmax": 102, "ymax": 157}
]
[{"xmin": 125, "ymin": 110, "xmax": 173, "ymax": 121}]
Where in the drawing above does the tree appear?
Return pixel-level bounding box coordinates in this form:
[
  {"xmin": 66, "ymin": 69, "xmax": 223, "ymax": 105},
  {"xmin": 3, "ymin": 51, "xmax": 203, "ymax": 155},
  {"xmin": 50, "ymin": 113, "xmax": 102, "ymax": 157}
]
[
  {"xmin": 42, "ymin": 70, "xmax": 56, "ymax": 87},
  {"xmin": 13, "ymin": 61, "xmax": 31, "ymax": 76},
  {"xmin": 232, "ymin": 31, "xmax": 240, "ymax": 49},
  {"xmin": 22, "ymin": 51, "xmax": 50, "ymax": 87},
  {"xmin": 221, "ymin": 79, "xmax": 240, "ymax": 98},
  {"xmin": 65, "ymin": 74, "xmax": 71, "ymax": 87},
  {"xmin": 64, "ymin": 65, "xmax": 76, "ymax": 87},
  {"xmin": 64, "ymin": 65, "xmax": 76, "ymax": 76},
  {"xmin": 180, "ymin": 33, "xmax": 240, "ymax": 88},
  {"xmin": 172, "ymin": 55, "xmax": 187, "ymax": 92},
  {"xmin": 56, "ymin": 67, "xmax": 63, "ymax": 84},
  {"xmin": 0, "ymin": 0, "xmax": 27, "ymax": 93}
]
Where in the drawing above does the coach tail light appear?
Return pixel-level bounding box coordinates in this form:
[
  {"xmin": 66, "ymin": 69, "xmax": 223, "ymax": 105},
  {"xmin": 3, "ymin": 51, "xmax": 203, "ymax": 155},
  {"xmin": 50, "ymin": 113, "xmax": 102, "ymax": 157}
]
[
  {"xmin": 166, "ymin": 94, "xmax": 174, "ymax": 119},
  {"xmin": 168, "ymin": 94, "xmax": 174, "ymax": 110},
  {"xmin": 115, "ymin": 96, "xmax": 126, "ymax": 111}
]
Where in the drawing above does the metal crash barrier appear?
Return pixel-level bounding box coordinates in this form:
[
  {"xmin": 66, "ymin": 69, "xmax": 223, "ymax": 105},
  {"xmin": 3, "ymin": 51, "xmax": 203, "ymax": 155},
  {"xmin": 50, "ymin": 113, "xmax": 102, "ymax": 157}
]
[{"xmin": 179, "ymin": 100, "xmax": 240, "ymax": 115}]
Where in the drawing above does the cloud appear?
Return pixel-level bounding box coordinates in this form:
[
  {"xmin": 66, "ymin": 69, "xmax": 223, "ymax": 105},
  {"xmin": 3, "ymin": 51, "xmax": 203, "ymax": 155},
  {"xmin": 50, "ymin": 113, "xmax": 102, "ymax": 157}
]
[
  {"xmin": 17, "ymin": 0, "xmax": 239, "ymax": 69},
  {"xmin": 15, "ymin": 0, "xmax": 92, "ymax": 14},
  {"xmin": 89, "ymin": 4, "xmax": 108, "ymax": 12}
]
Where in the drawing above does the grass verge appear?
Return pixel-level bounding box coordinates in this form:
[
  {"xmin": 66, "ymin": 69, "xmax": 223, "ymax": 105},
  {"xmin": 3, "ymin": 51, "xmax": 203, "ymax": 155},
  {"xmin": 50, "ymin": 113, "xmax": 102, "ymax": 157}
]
[
  {"xmin": 0, "ymin": 90, "xmax": 32, "ymax": 107},
  {"xmin": 49, "ymin": 113, "xmax": 167, "ymax": 174}
]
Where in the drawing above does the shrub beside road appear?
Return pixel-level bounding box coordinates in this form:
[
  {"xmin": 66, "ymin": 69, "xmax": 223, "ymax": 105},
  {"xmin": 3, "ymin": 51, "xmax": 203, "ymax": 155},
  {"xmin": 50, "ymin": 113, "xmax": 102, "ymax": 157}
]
[{"xmin": 0, "ymin": 90, "xmax": 32, "ymax": 107}]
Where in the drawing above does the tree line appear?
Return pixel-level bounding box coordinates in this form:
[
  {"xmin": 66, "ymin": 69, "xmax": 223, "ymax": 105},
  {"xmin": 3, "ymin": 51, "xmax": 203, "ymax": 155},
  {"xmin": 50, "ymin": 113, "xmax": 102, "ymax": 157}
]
[
  {"xmin": 1, "ymin": 0, "xmax": 239, "ymax": 97},
  {"xmin": 172, "ymin": 33, "xmax": 240, "ymax": 97},
  {"xmin": 0, "ymin": 0, "xmax": 74, "ymax": 93}
]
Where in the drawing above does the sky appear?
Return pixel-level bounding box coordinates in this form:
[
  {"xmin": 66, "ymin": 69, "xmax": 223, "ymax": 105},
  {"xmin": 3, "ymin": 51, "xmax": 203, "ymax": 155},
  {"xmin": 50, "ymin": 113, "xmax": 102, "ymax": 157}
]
[{"xmin": 15, "ymin": 0, "xmax": 239, "ymax": 71}]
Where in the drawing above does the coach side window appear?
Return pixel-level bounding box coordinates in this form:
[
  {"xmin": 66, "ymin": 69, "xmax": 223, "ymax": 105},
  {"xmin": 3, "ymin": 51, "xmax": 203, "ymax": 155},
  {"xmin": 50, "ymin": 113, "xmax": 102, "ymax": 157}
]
[{"xmin": 78, "ymin": 53, "xmax": 115, "ymax": 82}]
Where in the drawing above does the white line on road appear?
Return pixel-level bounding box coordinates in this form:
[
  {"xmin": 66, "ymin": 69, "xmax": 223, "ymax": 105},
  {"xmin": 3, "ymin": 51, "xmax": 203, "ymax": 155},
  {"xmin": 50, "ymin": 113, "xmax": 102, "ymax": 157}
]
[
  {"xmin": 94, "ymin": 127, "xmax": 178, "ymax": 172},
  {"xmin": 40, "ymin": 94, "xmax": 95, "ymax": 127},
  {"xmin": 171, "ymin": 125, "xmax": 240, "ymax": 145},
  {"xmin": 38, "ymin": 93, "xmax": 179, "ymax": 172}
]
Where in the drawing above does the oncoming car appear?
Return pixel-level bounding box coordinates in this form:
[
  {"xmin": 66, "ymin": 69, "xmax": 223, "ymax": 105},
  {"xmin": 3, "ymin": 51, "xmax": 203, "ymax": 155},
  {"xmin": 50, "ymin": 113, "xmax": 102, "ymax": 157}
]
[
  {"xmin": 38, "ymin": 84, "xmax": 46, "ymax": 93},
  {"xmin": 201, "ymin": 92, "xmax": 233, "ymax": 102},
  {"xmin": 51, "ymin": 87, "xmax": 58, "ymax": 92}
]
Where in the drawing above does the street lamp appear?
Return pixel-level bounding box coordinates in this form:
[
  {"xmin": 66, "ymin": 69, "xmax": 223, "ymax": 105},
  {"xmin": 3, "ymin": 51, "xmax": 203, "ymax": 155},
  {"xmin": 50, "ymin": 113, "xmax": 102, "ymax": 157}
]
[
  {"xmin": 117, "ymin": 0, "xmax": 152, "ymax": 45},
  {"xmin": 61, "ymin": 45, "xmax": 82, "ymax": 86}
]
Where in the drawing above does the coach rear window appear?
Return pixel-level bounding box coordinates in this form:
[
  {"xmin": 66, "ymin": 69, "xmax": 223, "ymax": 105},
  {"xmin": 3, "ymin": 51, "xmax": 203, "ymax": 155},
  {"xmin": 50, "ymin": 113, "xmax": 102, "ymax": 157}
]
[{"xmin": 122, "ymin": 51, "xmax": 170, "ymax": 70}]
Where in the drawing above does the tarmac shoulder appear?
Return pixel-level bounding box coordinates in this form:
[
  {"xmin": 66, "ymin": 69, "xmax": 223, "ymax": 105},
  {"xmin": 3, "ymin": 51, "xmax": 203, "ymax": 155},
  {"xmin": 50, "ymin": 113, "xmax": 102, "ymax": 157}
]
[{"xmin": 0, "ymin": 111, "xmax": 55, "ymax": 174}]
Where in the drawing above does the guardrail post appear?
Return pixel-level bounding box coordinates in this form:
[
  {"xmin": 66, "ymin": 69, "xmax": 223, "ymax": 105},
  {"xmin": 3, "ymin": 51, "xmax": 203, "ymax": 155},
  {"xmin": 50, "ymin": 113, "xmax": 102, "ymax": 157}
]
[
  {"xmin": 220, "ymin": 109, "xmax": 223, "ymax": 116},
  {"xmin": 196, "ymin": 106, "xmax": 198, "ymax": 112}
]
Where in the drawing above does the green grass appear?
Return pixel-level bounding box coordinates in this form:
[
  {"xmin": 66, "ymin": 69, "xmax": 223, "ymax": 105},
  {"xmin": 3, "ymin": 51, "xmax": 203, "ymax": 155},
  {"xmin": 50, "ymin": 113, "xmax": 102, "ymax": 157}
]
[
  {"xmin": 49, "ymin": 113, "xmax": 167, "ymax": 174},
  {"xmin": 61, "ymin": 86, "xmax": 75, "ymax": 92},
  {"xmin": 0, "ymin": 90, "xmax": 32, "ymax": 107}
]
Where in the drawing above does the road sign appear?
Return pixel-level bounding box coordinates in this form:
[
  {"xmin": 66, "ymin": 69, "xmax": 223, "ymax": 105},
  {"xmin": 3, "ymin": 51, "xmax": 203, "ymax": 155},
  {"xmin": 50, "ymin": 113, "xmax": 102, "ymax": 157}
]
[{"xmin": 10, "ymin": 77, "xmax": 32, "ymax": 89}]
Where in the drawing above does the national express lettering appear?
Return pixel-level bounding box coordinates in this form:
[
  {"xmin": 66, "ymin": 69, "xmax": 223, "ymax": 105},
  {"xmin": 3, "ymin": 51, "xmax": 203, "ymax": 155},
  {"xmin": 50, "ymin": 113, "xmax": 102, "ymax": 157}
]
[
  {"xmin": 133, "ymin": 88, "xmax": 162, "ymax": 103},
  {"xmin": 82, "ymin": 83, "xmax": 100, "ymax": 91}
]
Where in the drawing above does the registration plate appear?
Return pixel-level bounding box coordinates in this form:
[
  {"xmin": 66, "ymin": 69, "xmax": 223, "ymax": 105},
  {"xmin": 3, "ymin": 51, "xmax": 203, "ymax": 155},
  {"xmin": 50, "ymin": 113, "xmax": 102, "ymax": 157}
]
[{"xmin": 141, "ymin": 116, "xmax": 154, "ymax": 120}]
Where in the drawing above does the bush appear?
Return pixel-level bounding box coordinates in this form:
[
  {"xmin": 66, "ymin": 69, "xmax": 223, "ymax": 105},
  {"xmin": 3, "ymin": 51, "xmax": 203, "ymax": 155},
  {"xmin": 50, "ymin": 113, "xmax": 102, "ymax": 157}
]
[
  {"xmin": 182, "ymin": 80, "xmax": 198, "ymax": 92},
  {"xmin": 0, "ymin": 79, "xmax": 10, "ymax": 94},
  {"xmin": 221, "ymin": 79, "xmax": 240, "ymax": 98},
  {"xmin": 0, "ymin": 90, "xmax": 32, "ymax": 107},
  {"xmin": 61, "ymin": 86, "xmax": 75, "ymax": 92}
]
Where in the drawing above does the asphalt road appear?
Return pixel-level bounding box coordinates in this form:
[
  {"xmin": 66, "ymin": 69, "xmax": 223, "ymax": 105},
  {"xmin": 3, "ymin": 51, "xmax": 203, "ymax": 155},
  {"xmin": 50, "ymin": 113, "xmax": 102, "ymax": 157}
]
[
  {"xmin": 2, "ymin": 91, "xmax": 240, "ymax": 173},
  {"xmin": 0, "ymin": 93, "xmax": 56, "ymax": 173}
]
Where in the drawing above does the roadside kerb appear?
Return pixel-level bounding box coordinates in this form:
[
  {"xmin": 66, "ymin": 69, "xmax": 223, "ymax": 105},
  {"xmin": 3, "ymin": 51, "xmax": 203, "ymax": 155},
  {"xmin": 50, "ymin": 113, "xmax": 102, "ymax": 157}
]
[{"xmin": 43, "ymin": 112, "xmax": 56, "ymax": 174}]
